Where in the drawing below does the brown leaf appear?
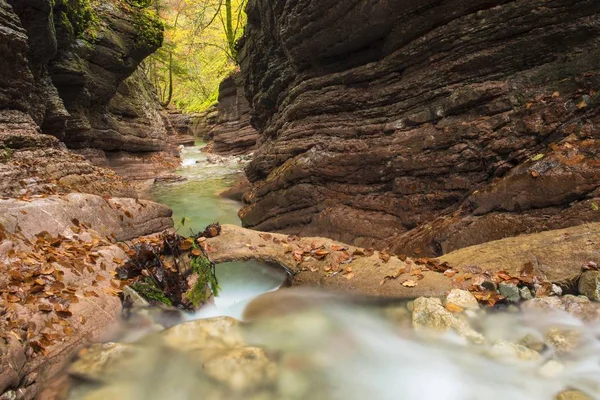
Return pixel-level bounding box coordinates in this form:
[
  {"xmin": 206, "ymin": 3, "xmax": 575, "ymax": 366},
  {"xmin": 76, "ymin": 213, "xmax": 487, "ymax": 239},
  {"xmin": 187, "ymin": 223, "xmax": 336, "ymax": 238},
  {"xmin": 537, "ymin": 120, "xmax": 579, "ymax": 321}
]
[
  {"xmin": 379, "ymin": 252, "xmax": 391, "ymax": 263},
  {"xmin": 445, "ymin": 303, "xmax": 465, "ymax": 313},
  {"xmin": 191, "ymin": 249, "xmax": 202, "ymax": 256},
  {"xmin": 402, "ymin": 280, "xmax": 417, "ymax": 288},
  {"xmin": 343, "ymin": 273, "xmax": 355, "ymax": 280},
  {"xmin": 535, "ymin": 282, "xmax": 553, "ymax": 297},
  {"xmin": 292, "ymin": 251, "xmax": 304, "ymax": 262},
  {"xmin": 180, "ymin": 239, "xmax": 194, "ymax": 251},
  {"xmin": 331, "ymin": 244, "xmax": 348, "ymax": 252},
  {"xmin": 38, "ymin": 304, "xmax": 53, "ymax": 312},
  {"xmin": 443, "ymin": 269, "xmax": 458, "ymax": 278},
  {"xmin": 313, "ymin": 249, "xmax": 330, "ymax": 259}
]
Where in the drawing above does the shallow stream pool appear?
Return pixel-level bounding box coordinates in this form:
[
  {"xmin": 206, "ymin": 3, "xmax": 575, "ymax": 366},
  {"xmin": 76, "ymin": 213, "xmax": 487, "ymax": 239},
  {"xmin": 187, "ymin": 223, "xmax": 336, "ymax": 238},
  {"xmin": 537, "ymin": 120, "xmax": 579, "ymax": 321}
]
[{"xmin": 148, "ymin": 141, "xmax": 287, "ymax": 319}]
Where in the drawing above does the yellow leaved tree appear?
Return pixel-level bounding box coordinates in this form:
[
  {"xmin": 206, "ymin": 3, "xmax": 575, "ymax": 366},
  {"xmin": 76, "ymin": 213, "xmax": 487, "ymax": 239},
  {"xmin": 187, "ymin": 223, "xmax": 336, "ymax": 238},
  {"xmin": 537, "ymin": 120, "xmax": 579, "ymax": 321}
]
[{"xmin": 143, "ymin": 0, "xmax": 248, "ymax": 111}]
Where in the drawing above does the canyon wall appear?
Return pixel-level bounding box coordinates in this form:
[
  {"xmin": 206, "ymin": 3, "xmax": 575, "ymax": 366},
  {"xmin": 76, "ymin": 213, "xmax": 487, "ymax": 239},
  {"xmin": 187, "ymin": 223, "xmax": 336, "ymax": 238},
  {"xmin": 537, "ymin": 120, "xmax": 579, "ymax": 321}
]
[
  {"xmin": 0, "ymin": 1, "xmax": 174, "ymax": 395},
  {"xmin": 238, "ymin": 0, "xmax": 600, "ymax": 255},
  {"xmin": 207, "ymin": 71, "xmax": 259, "ymax": 155},
  {"xmin": 0, "ymin": 0, "xmax": 178, "ymax": 186}
]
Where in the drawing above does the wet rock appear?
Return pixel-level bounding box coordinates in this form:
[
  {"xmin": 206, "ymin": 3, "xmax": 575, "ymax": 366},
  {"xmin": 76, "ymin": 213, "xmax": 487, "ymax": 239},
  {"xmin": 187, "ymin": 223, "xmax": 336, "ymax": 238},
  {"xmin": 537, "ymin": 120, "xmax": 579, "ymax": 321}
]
[
  {"xmin": 154, "ymin": 174, "xmax": 187, "ymax": 184},
  {"xmin": 440, "ymin": 224, "xmax": 600, "ymax": 287},
  {"xmin": 219, "ymin": 175, "xmax": 252, "ymax": 202},
  {"xmin": 239, "ymin": 0, "xmax": 600, "ymax": 252},
  {"xmin": 540, "ymin": 360, "xmax": 565, "ymax": 379},
  {"xmin": 520, "ymin": 287, "xmax": 534, "ymax": 301},
  {"xmin": 545, "ymin": 328, "xmax": 580, "ymax": 355},
  {"xmin": 521, "ymin": 295, "xmax": 600, "ymax": 322},
  {"xmin": 556, "ymin": 390, "xmax": 594, "ymax": 400},
  {"xmin": 487, "ymin": 340, "xmax": 541, "ymax": 362},
  {"xmin": 206, "ymin": 225, "xmax": 453, "ymax": 299},
  {"xmin": 122, "ymin": 286, "xmax": 149, "ymax": 307},
  {"xmin": 411, "ymin": 297, "xmax": 485, "ymax": 344},
  {"xmin": 0, "ymin": 193, "xmax": 173, "ymax": 242},
  {"xmin": 200, "ymin": 347, "xmax": 277, "ymax": 392},
  {"xmin": 160, "ymin": 317, "xmax": 245, "ymax": 351},
  {"xmin": 578, "ymin": 271, "xmax": 600, "ymax": 301},
  {"xmin": 499, "ymin": 283, "xmax": 520, "ymax": 303},
  {"xmin": 68, "ymin": 343, "xmax": 141, "ymax": 382},
  {"xmin": 445, "ymin": 289, "xmax": 479, "ymax": 311}
]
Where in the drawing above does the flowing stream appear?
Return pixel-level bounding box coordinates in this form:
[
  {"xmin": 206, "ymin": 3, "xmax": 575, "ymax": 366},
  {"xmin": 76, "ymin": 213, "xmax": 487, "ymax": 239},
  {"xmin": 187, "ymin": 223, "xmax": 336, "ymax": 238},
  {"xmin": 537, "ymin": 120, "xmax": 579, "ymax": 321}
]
[
  {"xmin": 148, "ymin": 141, "xmax": 288, "ymax": 319},
  {"xmin": 68, "ymin": 142, "xmax": 600, "ymax": 400}
]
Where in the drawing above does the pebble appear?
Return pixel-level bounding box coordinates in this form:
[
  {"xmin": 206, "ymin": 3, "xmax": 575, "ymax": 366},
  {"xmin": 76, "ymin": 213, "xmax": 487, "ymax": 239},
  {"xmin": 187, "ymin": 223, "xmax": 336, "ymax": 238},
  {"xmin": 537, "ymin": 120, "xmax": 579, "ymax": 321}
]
[
  {"xmin": 578, "ymin": 271, "xmax": 600, "ymax": 301},
  {"xmin": 519, "ymin": 287, "xmax": 533, "ymax": 300},
  {"xmin": 445, "ymin": 289, "xmax": 480, "ymax": 311},
  {"xmin": 499, "ymin": 282, "xmax": 520, "ymax": 303}
]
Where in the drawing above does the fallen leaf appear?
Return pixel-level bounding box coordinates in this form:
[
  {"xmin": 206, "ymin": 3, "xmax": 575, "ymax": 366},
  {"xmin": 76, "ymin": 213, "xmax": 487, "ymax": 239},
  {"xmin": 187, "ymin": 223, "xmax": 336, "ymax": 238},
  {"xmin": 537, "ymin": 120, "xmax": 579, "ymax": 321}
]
[
  {"xmin": 343, "ymin": 273, "xmax": 355, "ymax": 280},
  {"xmin": 180, "ymin": 239, "xmax": 194, "ymax": 251},
  {"xmin": 191, "ymin": 249, "xmax": 202, "ymax": 256},
  {"xmin": 445, "ymin": 303, "xmax": 465, "ymax": 313},
  {"xmin": 402, "ymin": 280, "xmax": 417, "ymax": 287},
  {"xmin": 443, "ymin": 269, "xmax": 458, "ymax": 278},
  {"xmin": 379, "ymin": 252, "xmax": 391, "ymax": 263},
  {"xmin": 531, "ymin": 154, "xmax": 545, "ymax": 161},
  {"xmin": 331, "ymin": 245, "xmax": 348, "ymax": 251}
]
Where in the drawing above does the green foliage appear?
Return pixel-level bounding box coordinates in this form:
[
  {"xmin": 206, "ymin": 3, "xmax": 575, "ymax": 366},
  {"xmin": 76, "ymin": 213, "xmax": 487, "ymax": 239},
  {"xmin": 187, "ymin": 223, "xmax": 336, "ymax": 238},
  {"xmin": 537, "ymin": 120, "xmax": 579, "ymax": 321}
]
[
  {"xmin": 186, "ymin": 244, "xmax": 219, "ymax": 307},
  {"xmin": 131, "ymin": 279, "xmax": 174, "ymax": 306},
  {"xmin": 133, "ymin": 8, "xmax": 165, "ymax": 49},
  {"xmin": 144, "ymin": 0, "xmax": 247, "ymax": 111},
  {"xmin": 55, "ymin": 0, "xmax": 98, "ymax": 37}
]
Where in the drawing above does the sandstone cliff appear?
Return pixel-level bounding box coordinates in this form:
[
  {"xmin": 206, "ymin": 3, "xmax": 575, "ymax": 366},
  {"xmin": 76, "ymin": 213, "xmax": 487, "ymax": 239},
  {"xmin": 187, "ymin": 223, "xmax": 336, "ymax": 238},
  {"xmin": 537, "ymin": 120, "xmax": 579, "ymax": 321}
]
[{"xmin": 238, "ymin": 0, "xmax": 600, "ymax": 255}]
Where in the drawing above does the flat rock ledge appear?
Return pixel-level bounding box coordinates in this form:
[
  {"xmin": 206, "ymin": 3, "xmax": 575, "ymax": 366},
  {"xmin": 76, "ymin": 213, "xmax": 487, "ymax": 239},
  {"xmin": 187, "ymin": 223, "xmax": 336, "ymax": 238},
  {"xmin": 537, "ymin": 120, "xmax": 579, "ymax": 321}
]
[
  {"xmin": 0, "ymin": 193, "xmax": 173, "ymax": 398},
  {"xmin": 205, "ymin": 223, "xmax": 600, "ymax": 298}
]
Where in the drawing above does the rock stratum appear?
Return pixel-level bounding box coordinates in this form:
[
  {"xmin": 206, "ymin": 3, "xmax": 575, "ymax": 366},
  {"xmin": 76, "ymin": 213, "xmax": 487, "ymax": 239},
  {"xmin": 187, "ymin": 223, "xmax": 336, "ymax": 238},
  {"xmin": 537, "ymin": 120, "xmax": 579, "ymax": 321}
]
[
  {"xmin": 207, "ymin": 72, "xmax": 259, "ymax": 155},
  {"xmin": 0, "ymin": 0, "xmax": 176, "ymax": 397},
  {"xmin": 238, "ymin": 0, "xmax": 600, "ymax": 255}
]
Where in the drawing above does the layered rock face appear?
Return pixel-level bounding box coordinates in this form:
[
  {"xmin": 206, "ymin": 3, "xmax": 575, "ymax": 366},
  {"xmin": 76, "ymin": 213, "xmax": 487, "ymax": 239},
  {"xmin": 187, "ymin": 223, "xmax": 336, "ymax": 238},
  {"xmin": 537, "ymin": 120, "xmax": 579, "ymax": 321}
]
[
  {"xmin": 208, "ymin": 72, "xmax": 259, "ymax": 155},
  {"xmin": 48, "ymin": 0, "xmax": 166, "ymax": 151},
  {"xmin": 239, "ymin": 0, "xmax": 600, "ymax": 254},
  {"xmin": 0, "ymin": 2, "xmax": 175, "ymax": 397}
]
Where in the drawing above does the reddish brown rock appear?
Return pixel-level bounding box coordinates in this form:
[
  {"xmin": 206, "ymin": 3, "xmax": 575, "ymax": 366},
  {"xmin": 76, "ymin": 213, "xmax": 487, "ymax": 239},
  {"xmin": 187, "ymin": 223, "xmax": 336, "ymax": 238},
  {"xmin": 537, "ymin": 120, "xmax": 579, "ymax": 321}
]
[{"xmin": 238, "ymin": 0, "xmax": 600, "ymax": 253}]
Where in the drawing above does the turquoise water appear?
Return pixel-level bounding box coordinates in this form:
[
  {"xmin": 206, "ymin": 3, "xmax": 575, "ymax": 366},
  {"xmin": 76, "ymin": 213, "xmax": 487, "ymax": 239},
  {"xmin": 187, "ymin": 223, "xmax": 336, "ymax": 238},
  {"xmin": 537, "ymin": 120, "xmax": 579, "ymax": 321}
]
[
  {"xmin": 149, "ymin": 141, "xmax": 245, "ymax": 234},
  {"xmin": 195, "ymin": 260, "xmax": 288, "ymax": 319},
  {"xmin": 149, "ymin": 141, "xmax": 287, "ymax": 319}
]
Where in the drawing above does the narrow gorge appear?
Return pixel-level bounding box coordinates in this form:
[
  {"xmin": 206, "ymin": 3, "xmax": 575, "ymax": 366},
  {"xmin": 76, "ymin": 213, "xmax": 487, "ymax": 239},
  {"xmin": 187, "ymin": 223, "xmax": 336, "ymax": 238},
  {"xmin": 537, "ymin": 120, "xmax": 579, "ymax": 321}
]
[{"xmin": 1, "ymin": 1, "xmax": 600, "ymax": 399}]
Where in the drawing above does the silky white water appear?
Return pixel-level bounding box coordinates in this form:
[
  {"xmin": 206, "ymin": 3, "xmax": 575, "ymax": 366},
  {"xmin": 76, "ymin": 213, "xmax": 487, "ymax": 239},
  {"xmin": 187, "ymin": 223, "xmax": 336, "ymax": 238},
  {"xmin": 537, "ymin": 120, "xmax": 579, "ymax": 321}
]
[{"xmin": 103, "ymin": 142, "xmax": 600, "ymax": 400}]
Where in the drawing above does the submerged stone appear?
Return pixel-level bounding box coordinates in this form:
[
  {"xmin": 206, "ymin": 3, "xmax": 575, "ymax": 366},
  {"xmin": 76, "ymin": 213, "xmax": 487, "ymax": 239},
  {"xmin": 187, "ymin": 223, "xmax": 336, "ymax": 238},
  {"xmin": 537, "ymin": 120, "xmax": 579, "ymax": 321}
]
[
  {"xmin": 445, "ymin": 289, "xmax": 479, "ymax": 311},
  {"xmin": 411, "ymin": 297, "xmax": 485, "ymax": 344}
]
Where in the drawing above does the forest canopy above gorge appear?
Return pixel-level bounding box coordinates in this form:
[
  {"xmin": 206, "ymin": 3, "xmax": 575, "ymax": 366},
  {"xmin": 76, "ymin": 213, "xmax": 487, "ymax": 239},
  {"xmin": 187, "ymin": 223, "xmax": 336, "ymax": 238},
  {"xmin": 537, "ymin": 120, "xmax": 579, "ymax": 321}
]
[{"xmin": 143, "ymin": 0, "xmax": 248, "ymax": 112}]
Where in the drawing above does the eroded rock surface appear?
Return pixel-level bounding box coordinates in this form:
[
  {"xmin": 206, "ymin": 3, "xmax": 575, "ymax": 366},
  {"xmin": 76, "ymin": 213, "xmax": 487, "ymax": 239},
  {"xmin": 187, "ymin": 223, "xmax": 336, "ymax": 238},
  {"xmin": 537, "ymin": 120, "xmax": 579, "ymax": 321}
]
[
  {"xmin": 238, "ymin": 0, "xmax": 600, "ymax": 253},
  {"xmin": 204, "ymin": 223, "xmax": 600, "ymax": 298},
  {"xmin": 208, "ymin": 72, "xmax": 258, "ymax": 156},
  {"xmin": 0, "ymin": 194, "xmax": 173, "ymax": 398}
]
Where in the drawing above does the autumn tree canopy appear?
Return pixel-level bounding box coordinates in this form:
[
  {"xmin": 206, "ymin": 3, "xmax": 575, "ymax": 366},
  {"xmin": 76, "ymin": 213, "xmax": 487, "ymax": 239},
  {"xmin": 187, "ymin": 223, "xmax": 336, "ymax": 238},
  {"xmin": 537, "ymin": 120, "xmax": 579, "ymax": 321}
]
[{"xmin": 144, "ymin": 0, "xmax": 247, "ymax": 111}]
